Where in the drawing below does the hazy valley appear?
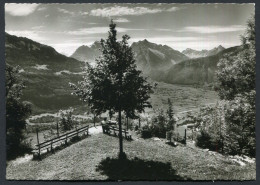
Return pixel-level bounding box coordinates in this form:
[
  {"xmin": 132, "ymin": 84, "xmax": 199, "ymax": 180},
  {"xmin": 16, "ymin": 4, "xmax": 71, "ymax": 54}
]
[{"xmin": 5, "ymin": 33, "xmax": 229, "ymax": 115}]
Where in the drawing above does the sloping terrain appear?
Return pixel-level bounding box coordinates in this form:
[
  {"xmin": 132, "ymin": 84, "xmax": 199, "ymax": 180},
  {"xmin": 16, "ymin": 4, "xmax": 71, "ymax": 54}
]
[
  {"xmin": 71, "ymin": 39, "xmax": 188, "ymax": 81},
  {"xmin": 163, "ymin": 46, "xmax": 242, "ymax": 85},
  {"xmin": 5, "ymin": 33, "xmax": 85, "ymax": 113},
  {"xmin": 130, "ymin": 39, "xmax": 188, "ymax": 80},
  {"xmin": 70, "ymin": 41, "xmax": 101, "ymax": 65},
  {"xmin": 6, "ymin": 133, "xmax": 255, "ymax": 180}
]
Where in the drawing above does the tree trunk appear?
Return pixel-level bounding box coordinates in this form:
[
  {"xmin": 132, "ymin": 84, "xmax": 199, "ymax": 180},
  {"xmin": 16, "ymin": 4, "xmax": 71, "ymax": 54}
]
[
  {"xmin": 93, "ymin": 113, "xmax": 96, "ymax": 127},
  {"xmin": 118, "ymin": 110, "xmax": 124, "ymax": 156},
  {"xmin": 126, "ymin": 116, "xmax": 129, "ymax": 130},
  {"xmin": 139, "ymin": 117, "xmax": 141, "ymax": 128}
]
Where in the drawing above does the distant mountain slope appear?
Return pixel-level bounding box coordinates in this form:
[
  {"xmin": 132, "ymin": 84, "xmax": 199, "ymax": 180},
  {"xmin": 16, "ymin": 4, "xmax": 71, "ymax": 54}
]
[
  {"xmin": 70, "ymin": 41, "xmax": 101, "ymax": 65},
  {"xmin": 5, "ymin": 33, "xmax": 85, "ymax": 113},
  {"xmin": 164, "ymin": 46, "xmax": 242, "ymax": 85},
  {"xmin": 131, "ymin": 39, "xmax": 188, "ymax": 79},
  {"xmin": 71, "ymin": 39, "xmax": 188, "ymax": 80},
  {"xmin": 182, "ymin": 45, "xmax": 225, "ymax": 59}
]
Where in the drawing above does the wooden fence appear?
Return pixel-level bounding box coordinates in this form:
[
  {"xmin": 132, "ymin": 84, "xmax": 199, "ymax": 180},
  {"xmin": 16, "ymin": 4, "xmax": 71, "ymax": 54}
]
[{"xmin": 33, "ymin": 124, "xmax": 97, "ymax": 159}]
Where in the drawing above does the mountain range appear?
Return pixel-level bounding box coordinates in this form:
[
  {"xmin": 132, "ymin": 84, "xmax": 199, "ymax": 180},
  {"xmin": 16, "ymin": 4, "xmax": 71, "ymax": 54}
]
[
  {"xmin": 182, "ymin": 45, "xmax": 225, "ymax": 59},
  {"xmin": 5, "ymin": 33, "xmax": 242, "ymax": 113},
  {"xmin": 71, "ymin": 39, "xmax": 189, "ymax": 80}
]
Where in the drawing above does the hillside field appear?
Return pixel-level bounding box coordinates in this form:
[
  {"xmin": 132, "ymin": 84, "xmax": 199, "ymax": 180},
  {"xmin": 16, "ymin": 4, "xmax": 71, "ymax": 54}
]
[{"xmin": 6, "ymin": 132, "xmax": 255, "ymax": 180}]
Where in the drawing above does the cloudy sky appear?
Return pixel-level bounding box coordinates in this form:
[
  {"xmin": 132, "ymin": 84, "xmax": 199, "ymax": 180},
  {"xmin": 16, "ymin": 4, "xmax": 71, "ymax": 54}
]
[{"xmin": 5, "ymin": 3, "xmax": 254, "ymax": 56}]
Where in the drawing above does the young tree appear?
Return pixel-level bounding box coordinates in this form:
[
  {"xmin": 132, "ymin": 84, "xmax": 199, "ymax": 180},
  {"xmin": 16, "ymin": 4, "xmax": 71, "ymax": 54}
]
[
  {"xmin": 70, "ymin": 21, "xmax": 152, "ymax": 158},
  {"xmin": 216, "ymin": 16, "xmax": 255, "ymax": 156},
  {"xmin": 166, "ymin": 98, "xmax": 175, "ymax": 131},
  {"xmin": 6, "ymin": 64, "xmax": 32, "ymax": 160}
]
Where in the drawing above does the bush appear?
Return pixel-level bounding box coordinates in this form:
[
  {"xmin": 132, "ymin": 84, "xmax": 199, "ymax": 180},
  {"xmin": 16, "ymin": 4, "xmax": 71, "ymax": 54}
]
[
  {"xmin": 196, "ymin": 129, "xmax": 224, "ymax": 152},
  {"xmin": 6, "ymin": 139, "xmax": 32, "ymax": 160},
  {"xmin": 58, "ymin": 108, "xmax": 78, "ymax": 131},
  {"xmin": 141, "ymin": 125, "xmax": 152, "ymax": 139},
  {"xmin": 140, "ymin": 109, "xmax": 168, "ymax": 139}
]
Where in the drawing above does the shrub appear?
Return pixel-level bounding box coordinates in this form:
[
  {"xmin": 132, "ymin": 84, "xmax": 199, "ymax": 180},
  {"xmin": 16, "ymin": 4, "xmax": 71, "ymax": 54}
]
[
  {"xmin": 140, "ymin": 109, "xmax": 168, "ymax": 139},
  {"xmin": 6, "ymin": 64, "xmax": 32, "ymax": 160},
  {"xmin": 141, "ymin": 125, "xmax": 152, "ymax": 139},
  {"xmin": 58, "ymin": 108, "xmax": 78, "ymax": 131}
]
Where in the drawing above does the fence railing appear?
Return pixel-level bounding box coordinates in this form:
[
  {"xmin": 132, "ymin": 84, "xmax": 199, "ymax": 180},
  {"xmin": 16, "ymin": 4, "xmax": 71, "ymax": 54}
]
[{"xmin": 33, "ymin": 123, "xmax": 101, "ymax": 159}]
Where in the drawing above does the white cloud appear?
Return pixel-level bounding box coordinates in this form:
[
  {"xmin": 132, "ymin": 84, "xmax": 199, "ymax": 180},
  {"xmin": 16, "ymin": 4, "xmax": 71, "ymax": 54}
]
[
  {"xmin": 31, "ymin": 25, "xmax": 44, "ymax": 30},
  {"xmin": 5, "ymin": 3, "xmax": 40, "ymax": 16},
  {"xmin": 57, "ymin": 8, "xmax": 74, "ymax": 15},
  {"xmin": 113, "ymin": 18, "xmax": 130, "ymax": 23},
  {"xmin": 37, "ymin": 6, "xmax": 46, "ymax": 11},
  {"xmin": 45, "ymin": 14, "xmax": 49, "ymax": 18},
  {"xmin": 166, "ymin": 7, "xmax": 179, "ymax": 12},
  {"xmin": 67, "ymin": 27, "xmax": 109, "ymax": 35},
  {"xmin": 79, "ymin": 11, "xmax": 89, "ymax": 16},
  {"xmin": 67, "ymin": 27, "xmax": 145, "ymax": 36},
  {"xmin": 180, "ymin": 25, "xmax": 246, "ymax": 34},
  {"xmin": 89, "ymin": 5, "xmax": 179, "ymax": 17}
]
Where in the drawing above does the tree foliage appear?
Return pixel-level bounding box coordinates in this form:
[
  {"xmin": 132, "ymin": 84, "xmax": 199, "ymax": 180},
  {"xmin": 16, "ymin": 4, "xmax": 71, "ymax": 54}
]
[
  {"xmin": 6, "ymin": 64, "xmax": 32, "ymax": 160},
  {"xmin": 58, "ymin": 107, "xmax": 77, "ymax": 131},
  {"xmin": 70, "ymin": 21, "xmax": 152, "ymax": 156},
  {"xmin": 196, "ymin": 16, "xmax": 255, "ymax": 157},
  {"xmin": 70, "ymin": 21, "xmax": 152, "ymax": 116},
  {"xmin": 166, "ymin": 98, "xmax": 175, "ymax": 131}
]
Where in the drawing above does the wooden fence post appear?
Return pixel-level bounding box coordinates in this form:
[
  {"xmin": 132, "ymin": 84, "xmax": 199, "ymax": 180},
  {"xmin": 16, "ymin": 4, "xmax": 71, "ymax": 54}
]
[
  {"xmin": 36, "ymin": 128, "xmax": 41, "ymax": 160},
  {"xmin": 124, "ymin": 129, "xmax": 127, "ymax": 138},
  {"xmin": 56, "ymin": 121, "xmax": 59, "ymax": 137},
  {"xmin": 184, "ymin": 129, "xmax": 187, "ymax": 144},
  {"xmin": 65, "ymin": 133, "xmax": 68, "ymax": 145},
  {"xmin": 51, "ymin": 140, "xmax": 53, "ymax": 153}
]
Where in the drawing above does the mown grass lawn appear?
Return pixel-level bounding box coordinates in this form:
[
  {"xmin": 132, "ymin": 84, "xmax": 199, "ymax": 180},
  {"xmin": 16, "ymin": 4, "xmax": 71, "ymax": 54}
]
[{"xmin": 6, "ymin": 132, "xmax": 255, "ymax": 181}]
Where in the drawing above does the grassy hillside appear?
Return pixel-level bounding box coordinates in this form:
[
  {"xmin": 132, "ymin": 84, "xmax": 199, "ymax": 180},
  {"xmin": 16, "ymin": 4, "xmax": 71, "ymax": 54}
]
[
  {"xmin": 163, "ymin": 46, "xmax": 242, "ymax": 85},
  {"xmin": 6, "ymin": 133, "xmax": 255, "ymax": 180},
  {"xmin": 149, "ymin": 81, "xmax": 218, "ymax": 113},
  {"xmin": 5, "ymin": 33, "xmax": 85, "ymax": 114}
]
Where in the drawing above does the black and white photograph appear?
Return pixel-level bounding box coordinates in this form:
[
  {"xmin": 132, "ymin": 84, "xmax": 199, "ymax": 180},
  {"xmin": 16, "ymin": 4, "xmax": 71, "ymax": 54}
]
[{"xmin": 5, "ymin": 3, "xmax": 256, "ymax": 181}]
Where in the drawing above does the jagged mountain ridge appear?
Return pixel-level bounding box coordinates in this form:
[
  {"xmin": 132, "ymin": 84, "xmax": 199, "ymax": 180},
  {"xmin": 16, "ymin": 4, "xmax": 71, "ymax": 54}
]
[
  {"xmin": 71, "ymin": 39, "xmax": 189, "ymax": 80},
  {"xmin": 182, "ymin": 45, "xmax": 225, "ymax": 59},
  {"xmin": 131, "ymin": 39, "xmax": 189, "ymax": 79},
  {"xmin": 70, "ymin": 41, "xmax": 101, "ymax": 65}
]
